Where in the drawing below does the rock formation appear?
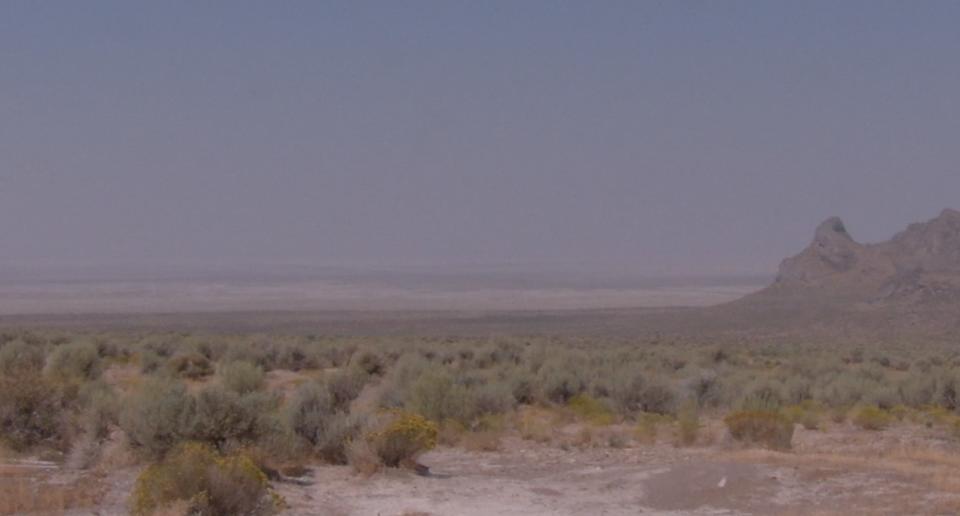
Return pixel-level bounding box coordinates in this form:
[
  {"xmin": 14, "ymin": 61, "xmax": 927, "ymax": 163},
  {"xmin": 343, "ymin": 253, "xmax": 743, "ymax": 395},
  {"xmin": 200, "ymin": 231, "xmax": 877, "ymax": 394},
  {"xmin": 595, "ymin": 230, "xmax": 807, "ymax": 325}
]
[{"xmin": 768, "ymin": 209, "xmax": 960, "ymax": 304}]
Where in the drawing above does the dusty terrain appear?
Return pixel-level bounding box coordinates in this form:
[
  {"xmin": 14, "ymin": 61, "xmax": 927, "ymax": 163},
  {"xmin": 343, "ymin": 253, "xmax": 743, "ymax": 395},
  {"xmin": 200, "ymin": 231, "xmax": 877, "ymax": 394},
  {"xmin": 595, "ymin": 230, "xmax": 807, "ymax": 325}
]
[
  {"xmin": 0, "ymin": 273, "xmax": 763, "ymax": 316},
  {"xmin": 3, "ymin": 211, "xmax": 960, "ymax": 515},
  {"xmin": 5, "ymin": 417, "xmax": 959, "ymax": 515},
  {"xmin": 275, "ymin": 420, "xmax": 960, "ymax": 516}
]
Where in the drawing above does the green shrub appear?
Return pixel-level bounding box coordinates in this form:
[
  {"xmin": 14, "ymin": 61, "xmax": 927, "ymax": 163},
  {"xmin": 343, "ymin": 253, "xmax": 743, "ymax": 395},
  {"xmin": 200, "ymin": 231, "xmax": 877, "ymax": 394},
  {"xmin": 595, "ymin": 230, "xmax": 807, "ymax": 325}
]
[
  {"xmin": 898, "ymin": 374, "xmax": 937, "ymax": 407},
  {"xmin": 782, "ymin": 376, "xmax": 813, "ymax": 405},
  {"xmin": 0, "ymin": 340, "xmax": 46, "ymax": 375},
  {"xmin": 406, "ymin": 370, "xmax": 470, "ymax": 423},
  {"xmin": 120, "ymin": 378, "xmax": 192, "ymax": 458},
  {"xmin": 168, "ymin": 352, "xmax": 214, "ymax": 380},
  {"xmin": 950, "ymin": 418, "xmax": 960, "ymax": 440},
  {"xmin": 469, "ymin": 381, "xmax": 515, "ymax": 418},
  {"xmin": 187, "ymin": 386, "xmax": 273, "ymax": 450},
  {"xmin": 324, "ymin": 367, "xmax": 368, "ymax": 411},
  {"xmin": 220, "ymin": 341, "xmax": 271, "ymax": 371},
  {"xmin": 0, "ymin": 374, "xmax": 76, "ymax": 451},
  {"xmin": 635, "ymin": 412, "xmax": 671, "ymax": 444},
  {"xmin": 638, "ymin": 382, "xmax": 677, "ymax": 415},
  {"xmin": 44, "ymin": 341, "xmax": 102, "ymax": 381},
  {"xmin": 741, "ymin": 383, "xmax": 783, "ymax": 411},
  {"xmin": 691, "ymin": 373, "xmax": 724, "ymax": 408},
  {"xmin": 284, "ymin": 381, "xmax": 359, "ymax": 463},
  {"xmin": 276, "ymin": 343, "xmax": 318, "ymax": 371},
  {"xmin": 78, "ymin": 381, "xmax": 119, "ymax": 440},
  {"xmin": 567, "ymin": 394, "xmax": 615, "ymax": 425},
  {"xmin": 936, "ymin": 373, "xmax": 960, "ymax": 410},
  {"xmin": 724, "ymin": 410, "xmax": 794, "ymax": 450},
  {"xmin": 852, "ymin": 406, "xmax": 893, "ymax": 431},
  {"xmin": 782, "ymin": 403, "xmax": 820, "ymax": 430},
  {"xmin": 507, "ymin": 369, "xmax": 536, "ymax": 404},
  {"xmin": 353, "ymin": 351, "xmax": 385, "ymax": 376},
  {"xmin": 130, "ymin": 442, "xmax": 282, "ymax": 516},
  {"xmin": 368, "ymin": 411, "xmax": 438, "ymax": 468},
  {"xmin": 675, "ymin": 400, "xmax": 701, "ymax": 446},
  {"xmin": 537, "ymin": 359, "xmax": 586, "ymax": 404},
  {"xmin": 219, "ymin": 361, "xmax": 265, "ymax": 395},
  {"xmin": 610, "ymin": 371, "xmax": 648, "ymax": 412},
  {"xmin": 817, "ymin": 375, "xmax": 866, "ymax": 408}
]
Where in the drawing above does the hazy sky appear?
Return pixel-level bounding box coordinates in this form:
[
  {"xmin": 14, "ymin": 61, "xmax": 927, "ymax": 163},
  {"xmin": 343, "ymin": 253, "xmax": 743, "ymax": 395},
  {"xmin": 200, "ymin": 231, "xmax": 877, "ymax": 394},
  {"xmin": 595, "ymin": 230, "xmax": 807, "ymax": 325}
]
[{"xmin": 2, "ymin": 1, "xmax": 959, "ymax": 275}]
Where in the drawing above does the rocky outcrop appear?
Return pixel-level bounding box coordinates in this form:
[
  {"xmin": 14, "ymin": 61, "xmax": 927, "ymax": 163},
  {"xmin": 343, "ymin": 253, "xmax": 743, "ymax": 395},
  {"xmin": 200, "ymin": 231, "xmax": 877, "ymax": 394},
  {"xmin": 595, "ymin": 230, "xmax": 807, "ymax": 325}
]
[
  {"xmin": 769, "ymin": 209, "xmax": 960, "ymax": 304},
  {"xmin": 776, "ymin": 217, "xmax": 866, "ymax": 283},
  {"xmin": 883, "ymin": 208, "xmax": 960, "ymax": 274}
]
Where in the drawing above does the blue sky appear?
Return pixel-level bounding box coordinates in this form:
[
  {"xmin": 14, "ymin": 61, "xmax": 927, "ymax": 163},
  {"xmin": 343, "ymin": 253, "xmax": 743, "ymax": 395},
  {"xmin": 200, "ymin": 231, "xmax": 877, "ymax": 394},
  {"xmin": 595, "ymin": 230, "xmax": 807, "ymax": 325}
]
[{"xmin": 2, "ymin": 1, "xmax": 959, "ymax": 274}]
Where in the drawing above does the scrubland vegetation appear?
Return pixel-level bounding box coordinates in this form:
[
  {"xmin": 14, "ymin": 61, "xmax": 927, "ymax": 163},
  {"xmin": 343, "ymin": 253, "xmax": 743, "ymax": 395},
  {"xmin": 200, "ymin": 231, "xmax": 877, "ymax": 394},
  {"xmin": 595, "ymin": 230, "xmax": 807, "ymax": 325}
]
[{"xmin": 3, "ymin": 330, "xmax": 960, "ymax": 513}]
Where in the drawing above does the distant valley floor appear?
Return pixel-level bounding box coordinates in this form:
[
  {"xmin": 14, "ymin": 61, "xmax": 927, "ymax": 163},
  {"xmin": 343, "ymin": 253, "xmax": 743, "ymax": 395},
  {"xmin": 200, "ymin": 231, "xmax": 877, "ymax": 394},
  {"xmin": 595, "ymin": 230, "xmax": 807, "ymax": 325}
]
[{"xmin": 0, "ymin": 278, "xmax": 763, "ymax": 315}]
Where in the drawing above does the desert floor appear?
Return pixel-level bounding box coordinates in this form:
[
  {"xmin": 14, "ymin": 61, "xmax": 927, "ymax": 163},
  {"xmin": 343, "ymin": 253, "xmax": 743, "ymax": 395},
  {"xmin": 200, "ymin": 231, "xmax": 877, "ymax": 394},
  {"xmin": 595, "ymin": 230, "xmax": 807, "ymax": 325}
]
[{"xmin": 5, "ymin": 415, "xmax": 959, "ymax": 516}]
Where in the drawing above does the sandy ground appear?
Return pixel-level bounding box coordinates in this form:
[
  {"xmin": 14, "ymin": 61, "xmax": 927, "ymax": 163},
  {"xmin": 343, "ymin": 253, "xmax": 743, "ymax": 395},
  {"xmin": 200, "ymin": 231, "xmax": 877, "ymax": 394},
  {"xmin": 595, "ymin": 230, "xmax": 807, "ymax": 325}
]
[
  {"xmin": 0, "ymin": 279, "xmax": 763, "ymax": 315},
  {"xmin": 275, "ymin": 427, "xmax": 960, "ymax": 516},
  {"xmin": 4, "ymin": 419, "xmax": 960, "ymax": 515}
]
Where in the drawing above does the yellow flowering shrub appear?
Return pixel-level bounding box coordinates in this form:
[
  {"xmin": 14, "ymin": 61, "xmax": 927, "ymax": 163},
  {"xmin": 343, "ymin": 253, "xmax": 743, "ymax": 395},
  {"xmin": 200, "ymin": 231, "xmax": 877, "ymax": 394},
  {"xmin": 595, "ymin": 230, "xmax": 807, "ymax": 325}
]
[
  {"xmin": 130, "ymin": 442, "xmax": 283, "ymax": 515},
  {"xmin": 368, "ymin": 410, "xmax": 438, "ymax": 468}
]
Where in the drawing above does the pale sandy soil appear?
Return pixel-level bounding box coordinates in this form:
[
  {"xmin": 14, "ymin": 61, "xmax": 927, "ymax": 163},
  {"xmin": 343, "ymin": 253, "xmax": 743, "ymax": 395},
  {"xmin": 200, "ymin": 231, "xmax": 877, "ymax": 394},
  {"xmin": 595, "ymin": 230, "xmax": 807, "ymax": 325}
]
[
  {"xmin": 0, "ymin": 280, "xmax": 762, "ymax": 315},
  {"xmin": 275, "ymin": 425, "xmax": 960, "ymax": 516},
  {"xmin": 5, "ymin": 420, "xmax": 959, "ymax": 515}
]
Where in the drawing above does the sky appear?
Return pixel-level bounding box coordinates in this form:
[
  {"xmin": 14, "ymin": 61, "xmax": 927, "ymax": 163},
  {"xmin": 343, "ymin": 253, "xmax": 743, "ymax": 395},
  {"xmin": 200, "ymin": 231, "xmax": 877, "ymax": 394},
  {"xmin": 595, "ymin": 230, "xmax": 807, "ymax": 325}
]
[{"xmin": 1, "ymin": 1, "xmax": 959, "ymax": 276}]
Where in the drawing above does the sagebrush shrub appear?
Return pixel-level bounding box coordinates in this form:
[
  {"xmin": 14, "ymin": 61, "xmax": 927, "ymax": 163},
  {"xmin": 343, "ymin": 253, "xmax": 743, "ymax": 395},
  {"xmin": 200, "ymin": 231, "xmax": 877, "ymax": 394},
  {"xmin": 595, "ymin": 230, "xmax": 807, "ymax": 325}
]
[
  {"xmin": 635, "ymin": 412, "xmax": 671, "ymax": 444},
  {"xmin": 675, "ymin": 400, "xmax": 701, "ymax": 446},
  {"xmin": 354, "ymin": 351, "xmax": 385, "ymax": 376},
  {"xmin": 691, "ymin": 373, "xmax": 725, "ymax": 408},
  {"xmin": 324, "ymin": 367, "xmax": 368, "ymax": 411},
  {"xmin": 120, "ymin": 378, "xmax": 192, "ymax": 458},
  {"xmin": 130, "ymin": 442, "xmax": 282, "ymax": 516},
  {"xmin": 0, "ymin": 339, "xmax": 46, "ymax": 375},
  {"xmin": 610, "ymin": 371, "xmax": 648, "ymax": 413},
  {"xmin": 852, "ymin": 406, "xmax": 892, "ymax": 431},
  {"xmin": 782, "ymin": 403, "xmax": 820, "ymax": 430},
  {"xmin": 138, "ymin": 350, "xmax": 164, "ymax": 374},
  {"xmin": 168, "ymin": 352, "xmax": 214, "ymax": 379},
  {"xmin": 275, "ymin": 343, "xmax": 318, "ymax": 371},
  {"xmin": 44, "ymin": 341, "xmax": 102, "ymax": 381},
  {"xmin": 368, "ymin": 411, "xmax": 438, "ymax": 468},
  {"xmin": 724, "ymin": 410, "xmax": 794, "ymax": 450},
  {"xmin": 0, "ymin": 374, "xmax": 76, "ymax": 451},
  {"xmin": 285, "ymin": 381, "xmax": 360, "ymax": 463},
  {"xmin": 219, "ymin": 360, "xmax": 265, "ymax": 395},
  {"xmin": 78, "ymin": 381, "xmax": 119, "ymax": 440},
  {"xmin": 406, "ymin": 370, "xmax": 470, "ymax": 423},
  {"xmin": 537, "ymin": 359, "xmax": 586, "ymax": 404},
  {"xmin": 507, "ymin": 368, "xmax": 536, "ymax": 404},
  {"xmin": 936, "ymin": 372, "xmax": 960, "ymax": 410},
  {"xmin": 637, "ymin": 382, "xmax": 677, "ymax": 415},
  {"xmin": 469, "ymin": 381, "xmax": 515, "ymax": 418},
  {"xmin": 567, "ymin": 394, "xmax": 615, "ymax": 425},
  {"xmin": 187, "ymin": 386, "xmax": 273, "ymax": 450},
  {"xmin": 898, "ymin": 374, "xmax": 937, "ymax": 407}
]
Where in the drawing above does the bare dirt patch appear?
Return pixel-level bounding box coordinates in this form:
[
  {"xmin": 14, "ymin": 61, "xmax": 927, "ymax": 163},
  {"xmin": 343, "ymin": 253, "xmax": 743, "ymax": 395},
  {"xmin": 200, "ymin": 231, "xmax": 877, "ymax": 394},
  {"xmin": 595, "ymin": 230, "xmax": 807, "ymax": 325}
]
[{"xmin": 276, "ymin": 422, "xmax": 960, "ymax": 516}]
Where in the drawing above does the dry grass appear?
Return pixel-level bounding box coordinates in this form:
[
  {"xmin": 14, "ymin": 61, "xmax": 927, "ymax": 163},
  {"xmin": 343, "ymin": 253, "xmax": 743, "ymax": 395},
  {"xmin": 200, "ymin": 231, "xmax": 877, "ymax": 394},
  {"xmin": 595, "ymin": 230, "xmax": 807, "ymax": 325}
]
[
  {"xmin": 460, "ymin": 430, "xmax": 502, "ymax": 452},
  {"xmin": 0, "ymin": 464, "xmax": 104, "ymax": 515},
  {"xmin": 149, "ymin": 500, "xmax": 192, "ymax": 516},
  {"xmin": 264, "ymin": 369, "xmax": 317, "ymax": 401},
  {"xmin": 345, "ymin": 439, "xmax": 383, "ymax": 477},
  {"xmin": 722, "ymin": 442, "xmax": 960, "ymax": 498},
  {"xmin": 517, "ymin": 407, "xmax": 557, "ymax": 444},
  {"xmin": 101, "ymin": 363, "xmax": 143, "ymax": 394}
]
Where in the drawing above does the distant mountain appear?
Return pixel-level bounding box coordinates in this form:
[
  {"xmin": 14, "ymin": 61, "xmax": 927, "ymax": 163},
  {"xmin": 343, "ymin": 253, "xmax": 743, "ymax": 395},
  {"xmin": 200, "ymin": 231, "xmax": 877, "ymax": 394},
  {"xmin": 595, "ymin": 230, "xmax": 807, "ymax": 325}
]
[
  {"xmin": 705, "ymin": 209, "xmax": 960, "ymax": 343},
  {"xmin": 756, "ymin": 209, "xmax": 960, "ymax": 305}
]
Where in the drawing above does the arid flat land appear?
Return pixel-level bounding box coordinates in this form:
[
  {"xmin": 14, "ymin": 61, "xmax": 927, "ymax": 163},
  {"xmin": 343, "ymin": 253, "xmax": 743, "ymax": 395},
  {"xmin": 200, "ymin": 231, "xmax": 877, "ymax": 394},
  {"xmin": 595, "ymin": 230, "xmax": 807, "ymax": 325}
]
[
  {"xmin": 2, "ymin": 269, "xmax": 959, "ymax": 515},
  {"xmin": 0, "ymin": 271, "xmax": 765, "ymax": 315}
]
